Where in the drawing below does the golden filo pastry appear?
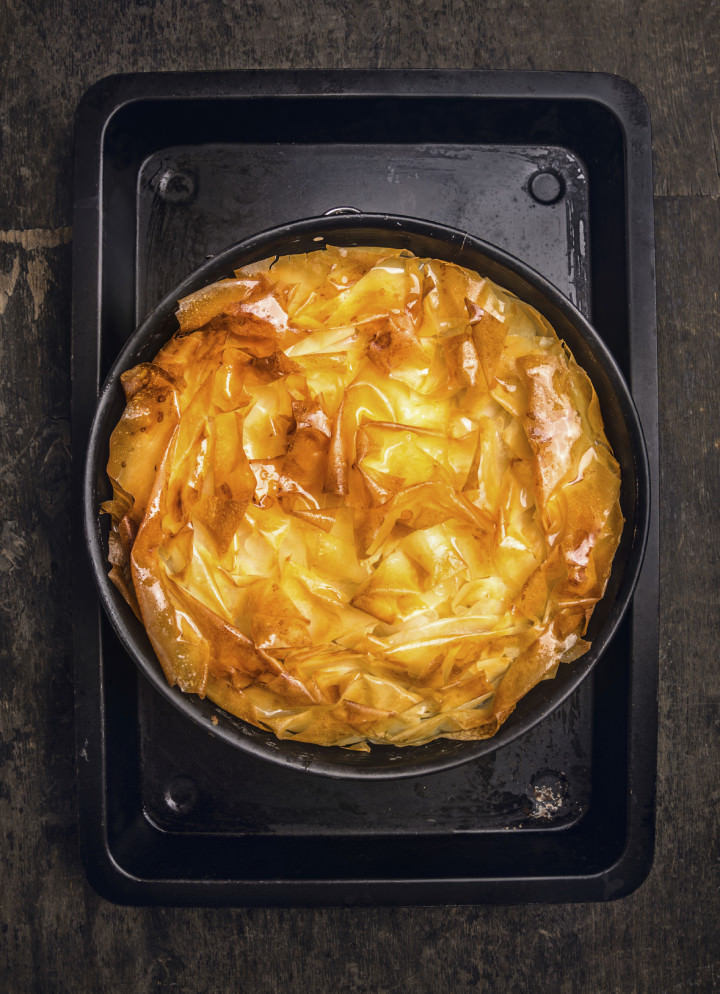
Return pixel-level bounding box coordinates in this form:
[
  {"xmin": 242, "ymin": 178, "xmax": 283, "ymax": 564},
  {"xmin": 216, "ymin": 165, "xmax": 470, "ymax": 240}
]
[{"xmin": 102, "ymin": 245, "xmax": 623, "ymax": 750}]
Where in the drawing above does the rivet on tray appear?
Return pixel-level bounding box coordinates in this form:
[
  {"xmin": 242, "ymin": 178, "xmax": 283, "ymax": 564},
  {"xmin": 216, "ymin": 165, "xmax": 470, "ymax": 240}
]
[
  {"xmin": 157, "ymin": 168, "xmax": 197, "ymax": 204},
  {"xmin": 163, "ymin": 775, "xmax": 199, "ymax": 815},
  {"xmin": 528, "ymin": 169, "xmax": 566, "ymax": 205}
]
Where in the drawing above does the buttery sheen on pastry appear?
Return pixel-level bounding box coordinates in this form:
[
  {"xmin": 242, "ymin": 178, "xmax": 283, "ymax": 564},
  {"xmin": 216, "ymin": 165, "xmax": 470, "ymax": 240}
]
[{"xmin": 103, "ymin": 246, "xmax": 623, "ymax": 750}]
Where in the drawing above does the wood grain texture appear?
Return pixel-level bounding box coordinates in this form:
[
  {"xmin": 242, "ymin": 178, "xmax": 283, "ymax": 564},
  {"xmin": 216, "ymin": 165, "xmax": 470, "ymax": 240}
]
[{"xmin": 1, "ymin": 0, "xmax": 719, "ymax": 991}]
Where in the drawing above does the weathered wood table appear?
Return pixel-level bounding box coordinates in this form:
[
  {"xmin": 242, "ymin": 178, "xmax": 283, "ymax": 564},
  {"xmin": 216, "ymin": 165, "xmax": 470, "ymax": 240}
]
[{"xmin": 1, "ymin": 1, "xmax": 718, "ymax": 991}]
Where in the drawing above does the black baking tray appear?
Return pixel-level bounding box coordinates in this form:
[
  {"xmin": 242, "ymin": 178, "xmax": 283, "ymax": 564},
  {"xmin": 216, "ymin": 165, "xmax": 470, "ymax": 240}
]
[{"xmin": 71, "ymin": 70, "xmax": 659, "ymax": 906}]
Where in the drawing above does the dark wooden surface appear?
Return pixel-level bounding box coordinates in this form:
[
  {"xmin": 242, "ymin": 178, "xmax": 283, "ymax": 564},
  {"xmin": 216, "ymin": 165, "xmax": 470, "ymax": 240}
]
[{"xmin": 2, "ymin": 1, "xmax": 718, "ymax": 991}]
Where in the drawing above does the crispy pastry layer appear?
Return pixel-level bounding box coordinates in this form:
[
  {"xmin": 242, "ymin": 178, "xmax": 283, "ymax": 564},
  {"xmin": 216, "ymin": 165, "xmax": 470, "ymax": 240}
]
[{"xmin": 103, "ymin": 247, "xmax": 623, "ymax": 749}]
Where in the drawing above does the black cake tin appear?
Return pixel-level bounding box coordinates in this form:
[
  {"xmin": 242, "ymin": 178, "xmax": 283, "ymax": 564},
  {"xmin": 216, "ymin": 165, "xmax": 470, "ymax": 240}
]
[{"xmin": 72, "ymin": 70, "xmax": 659, "ymax": 905}]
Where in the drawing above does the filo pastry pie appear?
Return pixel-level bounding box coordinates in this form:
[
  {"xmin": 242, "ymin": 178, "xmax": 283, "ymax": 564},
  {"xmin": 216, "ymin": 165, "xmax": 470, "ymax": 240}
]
[{"xmin": 102, "ymin": 245, "xmax": 623, "ymax": 750}]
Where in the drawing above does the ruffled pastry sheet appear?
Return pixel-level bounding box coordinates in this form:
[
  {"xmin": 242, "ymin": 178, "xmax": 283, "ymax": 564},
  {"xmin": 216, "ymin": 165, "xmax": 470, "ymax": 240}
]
[{"xmin": 103, "ymin": 246, "xmax": 623, "ymax": 749}]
